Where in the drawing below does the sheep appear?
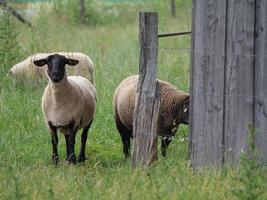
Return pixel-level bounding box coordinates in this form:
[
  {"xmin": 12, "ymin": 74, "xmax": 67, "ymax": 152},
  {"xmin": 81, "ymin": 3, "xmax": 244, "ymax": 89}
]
[
  {"xmin": 113, "ymin": 75, "xmax": 189, "ymax": 159},
  {"xmin": 34, "ymin": 54, "xmax": 97, "ymax": 164},
  {"xmin": 9, "ymin": 53, "xmax": 48, "ymax": 81},
  {"xmin": 9, "ymin": 52, "xmax": 95, "ymax": 84}
]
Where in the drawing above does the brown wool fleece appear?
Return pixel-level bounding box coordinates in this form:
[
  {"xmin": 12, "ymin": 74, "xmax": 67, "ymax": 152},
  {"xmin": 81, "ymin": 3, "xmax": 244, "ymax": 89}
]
[{"xmin": 114, "ymin": 75, "xmax": 189, "ymax": 136}]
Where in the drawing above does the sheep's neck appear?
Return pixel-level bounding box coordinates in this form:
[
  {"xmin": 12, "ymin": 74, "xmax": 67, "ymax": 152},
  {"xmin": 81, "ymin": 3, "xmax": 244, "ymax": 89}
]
[{"xmin": 49, "ymin": 75, "xmax": 72, "ymax": 104}]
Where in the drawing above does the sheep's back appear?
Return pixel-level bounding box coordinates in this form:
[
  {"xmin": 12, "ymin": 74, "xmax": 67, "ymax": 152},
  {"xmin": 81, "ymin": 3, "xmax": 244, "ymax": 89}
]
[
  {"xmin": 114, "ymin": 75, "xmax": 138, "ymax": 130},
  {"xmin": 58, "ymin": 52, "xmax": 94, "ymax": 83},
  {"xmin": 114, "ymin": 75, "xmax": 189, "ymax": 134},
  {"xmin": 9, "ymin": 54, "xmax": 47, "ymax": 80},
  {"xmin": 9, "ymin": 52, "xmax": 94, "ymax": 84}
]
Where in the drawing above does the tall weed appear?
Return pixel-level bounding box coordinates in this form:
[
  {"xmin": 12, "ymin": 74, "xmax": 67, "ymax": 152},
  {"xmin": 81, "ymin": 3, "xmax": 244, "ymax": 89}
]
[
  {"xmin": 0, "ymin": 11, "xmax": 21, "ymax": 73},
  {"xmin": 232, "ymin": 125, "xmax": 264, "ymax": 200}
]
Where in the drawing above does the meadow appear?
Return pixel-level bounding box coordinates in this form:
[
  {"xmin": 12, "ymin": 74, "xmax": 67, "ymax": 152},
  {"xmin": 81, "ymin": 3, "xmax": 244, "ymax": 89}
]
[{"xmin": 0, "ymin": 1, "xmax": 266, "ymax": 199}]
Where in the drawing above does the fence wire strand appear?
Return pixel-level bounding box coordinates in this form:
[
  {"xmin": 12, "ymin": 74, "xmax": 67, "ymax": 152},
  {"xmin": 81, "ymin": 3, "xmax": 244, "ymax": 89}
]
[
  {"xmin": 159, "ymin": 46, "xmax": 267, "ymax": 57},
  {"xmin": 156, "ymin": 45, "xmax": 264, "ymax": 100}
]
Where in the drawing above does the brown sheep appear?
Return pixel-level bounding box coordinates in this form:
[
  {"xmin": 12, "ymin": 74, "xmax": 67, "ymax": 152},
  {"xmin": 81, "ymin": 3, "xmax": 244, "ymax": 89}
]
[{"xmin": 114, "ymin": 75, "xmax": 189, "ymax": 158}]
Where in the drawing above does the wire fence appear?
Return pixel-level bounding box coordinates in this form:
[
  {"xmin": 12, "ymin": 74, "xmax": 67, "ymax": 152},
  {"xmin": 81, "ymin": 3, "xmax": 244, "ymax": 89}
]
[
  {"xmin": 157, "ymin": 45, "xmax": 260, "ymax": 99},
  {"xmin": 147, "ymin": 30, "xmax": 267, "ymax": 166},
  {"xmin": 159, "ymin": 46, "xmax": 267, "ymax": 57}
]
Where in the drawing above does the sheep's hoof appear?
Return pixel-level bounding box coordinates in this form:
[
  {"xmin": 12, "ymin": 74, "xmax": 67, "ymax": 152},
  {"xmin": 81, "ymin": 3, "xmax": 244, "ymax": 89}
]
[
  {"xmin": 68, "ymin": 155, "xmax": 77, "ymax": 164},
  {"xmin": 77, "ymin": 154, "xmax": 86, "ymax": 163},
  {"xmin": 124, "ymin": 153, "xmax": 130, "ymax": 160},
  {"xmin": 161, "ymin": 151, "xmax": 167, "ymax": 157},
  {"xmin": 52, "ymin": 155, "xmax": 59, "ymax": 165}
]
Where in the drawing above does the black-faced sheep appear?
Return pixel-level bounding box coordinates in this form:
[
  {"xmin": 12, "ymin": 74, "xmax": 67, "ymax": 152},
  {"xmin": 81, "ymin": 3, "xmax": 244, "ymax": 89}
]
[
  {"xmin": 9, "ymin": 52, "xmax": 94, "ymax": 84},
  {"xmin": 34, "ymin": 54, "xmax": 97, "ymax": 164},
  {"xmin": 113, "ymin": 75, "xmax": 189, "ymax": 158}
]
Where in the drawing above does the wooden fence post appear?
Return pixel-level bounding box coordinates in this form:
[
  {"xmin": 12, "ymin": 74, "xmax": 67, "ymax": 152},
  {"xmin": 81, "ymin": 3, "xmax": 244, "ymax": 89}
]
[
  {"xmin": 190, "ymin": 0, "xmax": 257, "ymax": 168},
  {"xmin": 189, "ymin": 0, "xmax": 227, "ymax": 168},
  {"xmin": 131, "ymin": 12, "xmax": 160, "ymax": 169},
  {"xmin": 223, "ymin": 0, "xmax": 255, "ymax": 165}
]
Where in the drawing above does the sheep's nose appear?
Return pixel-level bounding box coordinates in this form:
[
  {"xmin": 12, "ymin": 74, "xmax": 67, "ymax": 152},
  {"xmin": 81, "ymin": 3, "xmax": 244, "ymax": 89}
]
[{"xmin": 52, "ymin": 71, "xmax": 59, "ymax": 76}]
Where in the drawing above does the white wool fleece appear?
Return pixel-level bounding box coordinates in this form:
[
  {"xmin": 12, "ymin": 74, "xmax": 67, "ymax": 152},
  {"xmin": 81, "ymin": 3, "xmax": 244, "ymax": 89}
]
[
  {"xmin": 9, "ymin": 52, "xmax": 95, "ymax": 84},
  {"xmin": 42, "ymin": 74, "xmax": 97, "ymax": 134}
]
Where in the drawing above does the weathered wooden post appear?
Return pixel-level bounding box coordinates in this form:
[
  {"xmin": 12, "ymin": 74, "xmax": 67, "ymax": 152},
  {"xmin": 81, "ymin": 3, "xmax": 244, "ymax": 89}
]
[
  {"xmin": 190, "ymin": 0, "xmax": 256, "ymax": 168},
  {"xmin": 131, "ymin": 12, "xmax": 160, "ymax": 169},
  {"xmin": 189, "ymin": 0, "xmax": 227, "ymax": 168},
  {"xmin": 223, "ymin": 0, "xmax": 255, "ymax": 165}
]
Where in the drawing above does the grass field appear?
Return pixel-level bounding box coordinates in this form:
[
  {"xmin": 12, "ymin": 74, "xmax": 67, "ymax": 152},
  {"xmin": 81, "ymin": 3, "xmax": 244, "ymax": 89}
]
[{"xmin": 0, "ymin": 1, "xmax": 267, "ymax": 199}]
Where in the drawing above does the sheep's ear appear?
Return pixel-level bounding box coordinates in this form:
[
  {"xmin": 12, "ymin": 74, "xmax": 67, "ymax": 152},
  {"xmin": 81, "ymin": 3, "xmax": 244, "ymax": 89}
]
[
  {"xmin": 66, "ymin": 59, "xmax": 79, "ymax": 66},
  {"xmin": 181, "ymin": 96, "xmax": 189, "ymax": 124},
  {"xmin": 182, "ymin": 96, "xmax": 189, "ymax": 114},
  {"xmin": 33, "ymin": 59, "xmax": 47, "ymax": 67}
]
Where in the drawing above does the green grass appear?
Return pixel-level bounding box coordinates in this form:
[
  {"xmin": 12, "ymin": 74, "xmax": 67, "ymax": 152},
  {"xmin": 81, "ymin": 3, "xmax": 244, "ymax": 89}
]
[{"xmin": 1, "ymin": 1, "xmax": 267, "ymax": 199}]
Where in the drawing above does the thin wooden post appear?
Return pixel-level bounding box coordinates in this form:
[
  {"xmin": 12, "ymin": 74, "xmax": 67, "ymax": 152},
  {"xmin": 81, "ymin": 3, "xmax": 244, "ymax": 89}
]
[
  {"xmin": 0, "ymin": 1, "xmax": 33, "ymax": 28},
  {"xmin": 170, "ymin": 0, "xmax": 176, "ymax": 17},
  {"xmin": 80, "ymin": 0, "xmax": 85, "ymax": 24},
  {"xmin": 131, "ymin": 12, "xmax": 160, "ymax": 169}
]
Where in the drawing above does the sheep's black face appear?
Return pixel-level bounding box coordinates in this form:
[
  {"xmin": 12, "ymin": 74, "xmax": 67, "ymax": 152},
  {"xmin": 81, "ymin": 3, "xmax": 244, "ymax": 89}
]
[
  {"xmin": 170, "ymin": 96, "xmax": 189, "ymax": 133},
  {"xmin": 48, "ymin": 55, "xmax": 67, "ymax": 82},
  {"xmin": 33, "ymin": 54, "xmax": 79, "ymax": 83}
]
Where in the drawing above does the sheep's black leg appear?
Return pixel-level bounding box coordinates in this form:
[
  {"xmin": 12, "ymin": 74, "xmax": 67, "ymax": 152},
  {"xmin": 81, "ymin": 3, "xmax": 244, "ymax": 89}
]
[
  {"xmin": 67, "ymin": 122, "xmax": 78, "ymax": 164},
  {"xmin": 64, "ymin": 134, "xmax": 70, "ymax": 160},
  {"xmin": 126, "ymin": 132, "xmax": 132, "ymax": 156},
  {"xmin": 120, "ymin": 130, "xmax": 131, "ymax": 159},
  {"xmin": 48, "ymin": 122, "xmax": 59, "ymax": 164},
  {"xmin": 78, "ymin": 120, "xmax": 93, "ymax": 163},
  {"xmin": 161, "ymin": 137, "xmax": 172, "ymax": 157},
  {"xmin": 115, "ymin": 113, "xmax": 132, "ymax": 159}
]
